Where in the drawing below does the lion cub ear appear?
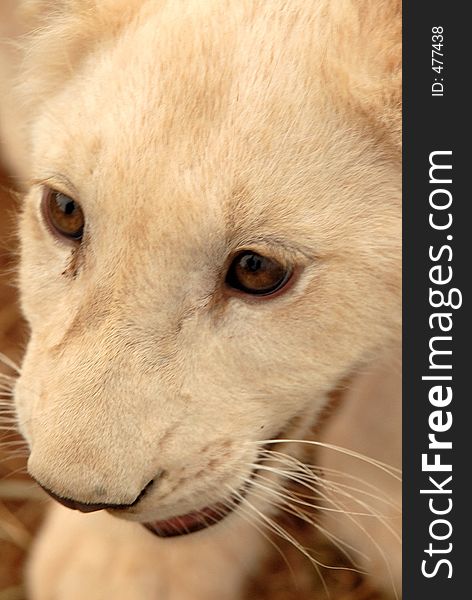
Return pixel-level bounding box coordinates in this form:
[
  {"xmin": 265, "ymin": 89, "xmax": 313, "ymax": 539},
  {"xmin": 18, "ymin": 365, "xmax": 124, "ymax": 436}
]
[{"xmin": 323, "ymin": 0, "xmax": 401, "ymax": 150}]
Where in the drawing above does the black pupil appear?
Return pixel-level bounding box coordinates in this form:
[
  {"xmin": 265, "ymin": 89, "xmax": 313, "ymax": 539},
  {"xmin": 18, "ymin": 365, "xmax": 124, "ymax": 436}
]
[
  {"xmin": 56, "ymin": 195, "xmax": 76, "ymax": 215},
  {"xmin": 242, "ymin": 254, "xmax": 263, "ymax": 272}
]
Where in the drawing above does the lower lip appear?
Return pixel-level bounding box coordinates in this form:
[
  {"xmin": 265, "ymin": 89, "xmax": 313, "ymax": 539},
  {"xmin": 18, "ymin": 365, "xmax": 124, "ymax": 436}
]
[{"xmin": 142, "ymin": 500, "xmax": 235, "ymax": 538}]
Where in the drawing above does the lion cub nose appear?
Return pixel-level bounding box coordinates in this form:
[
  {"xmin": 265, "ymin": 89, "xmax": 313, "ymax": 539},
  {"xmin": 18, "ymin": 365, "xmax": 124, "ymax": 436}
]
[{"xmin": 34, "ymin": 478, "xmax": 155, "ymax": 513}]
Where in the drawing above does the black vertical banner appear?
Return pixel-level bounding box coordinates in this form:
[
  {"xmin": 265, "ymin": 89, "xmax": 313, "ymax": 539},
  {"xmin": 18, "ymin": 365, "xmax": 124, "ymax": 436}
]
[{"xmin": 403, "ymin": 3, "xmax": 470, "ymax": 599}]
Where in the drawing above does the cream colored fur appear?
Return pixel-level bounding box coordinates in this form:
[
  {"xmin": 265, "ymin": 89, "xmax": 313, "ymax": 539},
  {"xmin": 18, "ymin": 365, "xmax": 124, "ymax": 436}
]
[{"xmin": 0, "ymin": 1, "xmax": 401, "ymax": 598}]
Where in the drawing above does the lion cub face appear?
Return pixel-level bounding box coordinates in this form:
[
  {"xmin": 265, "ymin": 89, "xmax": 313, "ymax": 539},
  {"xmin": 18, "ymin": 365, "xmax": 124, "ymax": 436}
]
[{"xmin": 14, "ymin": 3, "xmax": 400, "ymax": 532}]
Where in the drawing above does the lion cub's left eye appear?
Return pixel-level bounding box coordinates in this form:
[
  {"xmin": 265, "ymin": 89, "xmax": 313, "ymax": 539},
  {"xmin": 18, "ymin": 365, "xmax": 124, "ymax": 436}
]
[
  {"xmin": 225, "ymin": 251, "xmax": 292, "ymax": 297},
  {"xmin": 41, "ymin": 187, "xmax": 84, "ymax": 242}
]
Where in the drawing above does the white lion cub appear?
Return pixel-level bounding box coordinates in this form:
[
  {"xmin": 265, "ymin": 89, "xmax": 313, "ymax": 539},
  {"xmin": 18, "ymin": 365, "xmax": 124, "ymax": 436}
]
[{"xmin": 0, "ymin": 1, "xmax": 401, "ymax": 598}]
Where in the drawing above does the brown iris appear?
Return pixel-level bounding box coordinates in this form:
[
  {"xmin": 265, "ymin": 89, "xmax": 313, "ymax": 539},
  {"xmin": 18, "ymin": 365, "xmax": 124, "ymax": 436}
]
[
  {"xmin": 41, "ymin": 187, "xmax": 84, "ymax": 241},
  {"xmin": 225, "ymin": 251, "xmax": 292, "ymax": 296}
]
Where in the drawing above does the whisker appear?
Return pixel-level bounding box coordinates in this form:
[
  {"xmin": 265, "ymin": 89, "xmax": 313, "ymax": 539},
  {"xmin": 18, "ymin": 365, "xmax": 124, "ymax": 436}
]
[
  {"xmin": 277, "ymin": 466, "xmax": 401, "ymax": 514},
  {"xmin": 316, "ymin": 479, "xmax": 401, "ymax": 544},
  {"xmin": 258, "ymin": 448, "xmax": 400, "ymax": 505},
  {"xmin": 254, "ymin": 440, "xmax": 401, "ymax": 479},
  {"xmin": 241, "ymin": 451, "xmax": 400, "ymax": 599},
  {"xmin": 244, "ymin": 481, "xmax": 368, "ymax": 571},
  {"xmin": 250, "ymin": 464, "xmax": 376, "ymax": 519},
  {"xmin": 246, "ymin": 468, "xmax": 391, "ymax": 519},
  {"xmin": 0, "ymin": 353, "xmax": 21, "ymax": 375},
  {"xmin": 220, "ymin": 496, "xmax": 298, "ymax": 585},
  {"xmin": 229, "ymin": 485, "xmax": 332, "ymax": 599},
  {"xmin": 252, "ymin": 462, "xmax": 401, "ymax": 550}
]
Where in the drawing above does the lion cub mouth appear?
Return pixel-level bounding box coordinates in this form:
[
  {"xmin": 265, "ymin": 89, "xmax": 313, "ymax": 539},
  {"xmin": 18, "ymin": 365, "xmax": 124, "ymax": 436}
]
[
  {"xmin": 142, "ymin": 438, "xmax": 290, "ymax": 537},
  {"xmin": 142, "ymin": 500, "xmax": 235, "ymax": 537},
  {"xmin": 142, "ymin": 481, "xmax": 251, "ymax": 537}
]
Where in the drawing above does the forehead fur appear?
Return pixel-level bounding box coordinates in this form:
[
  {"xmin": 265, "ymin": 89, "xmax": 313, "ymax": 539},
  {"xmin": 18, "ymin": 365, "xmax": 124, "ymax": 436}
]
[
  {"xmin": 27, "ymin": 0, "xmax": 399, "ymax": 262},
  {"xmin": 18, "ymin": 0, "xmax": 400, "ymax": 141}
]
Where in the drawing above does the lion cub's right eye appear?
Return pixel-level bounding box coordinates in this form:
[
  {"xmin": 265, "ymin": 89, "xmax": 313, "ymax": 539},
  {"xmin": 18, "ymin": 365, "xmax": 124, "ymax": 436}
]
[{"xmin": 41, "ymin": 187, "xmax": 85, "ymax": 242}]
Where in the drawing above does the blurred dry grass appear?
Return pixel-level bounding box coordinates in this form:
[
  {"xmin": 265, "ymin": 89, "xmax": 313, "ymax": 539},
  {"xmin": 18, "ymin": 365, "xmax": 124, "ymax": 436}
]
[
  {"xmin": 0, "ymin": 163, "xmax": 386, "ymax": 599},
  {"xmin": 0, "ymin": 163, "xmax": 42, "ymax": 600},
  {"xmin": 0, "ymin": 164, "xmax": 44, "ymax": 600}
]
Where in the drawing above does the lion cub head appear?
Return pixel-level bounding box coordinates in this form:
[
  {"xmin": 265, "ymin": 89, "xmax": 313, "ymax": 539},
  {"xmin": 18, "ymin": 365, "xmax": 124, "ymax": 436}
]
[{"xmin": 12, "ymin": 0, "xmax": 400, "ymax": 534}]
